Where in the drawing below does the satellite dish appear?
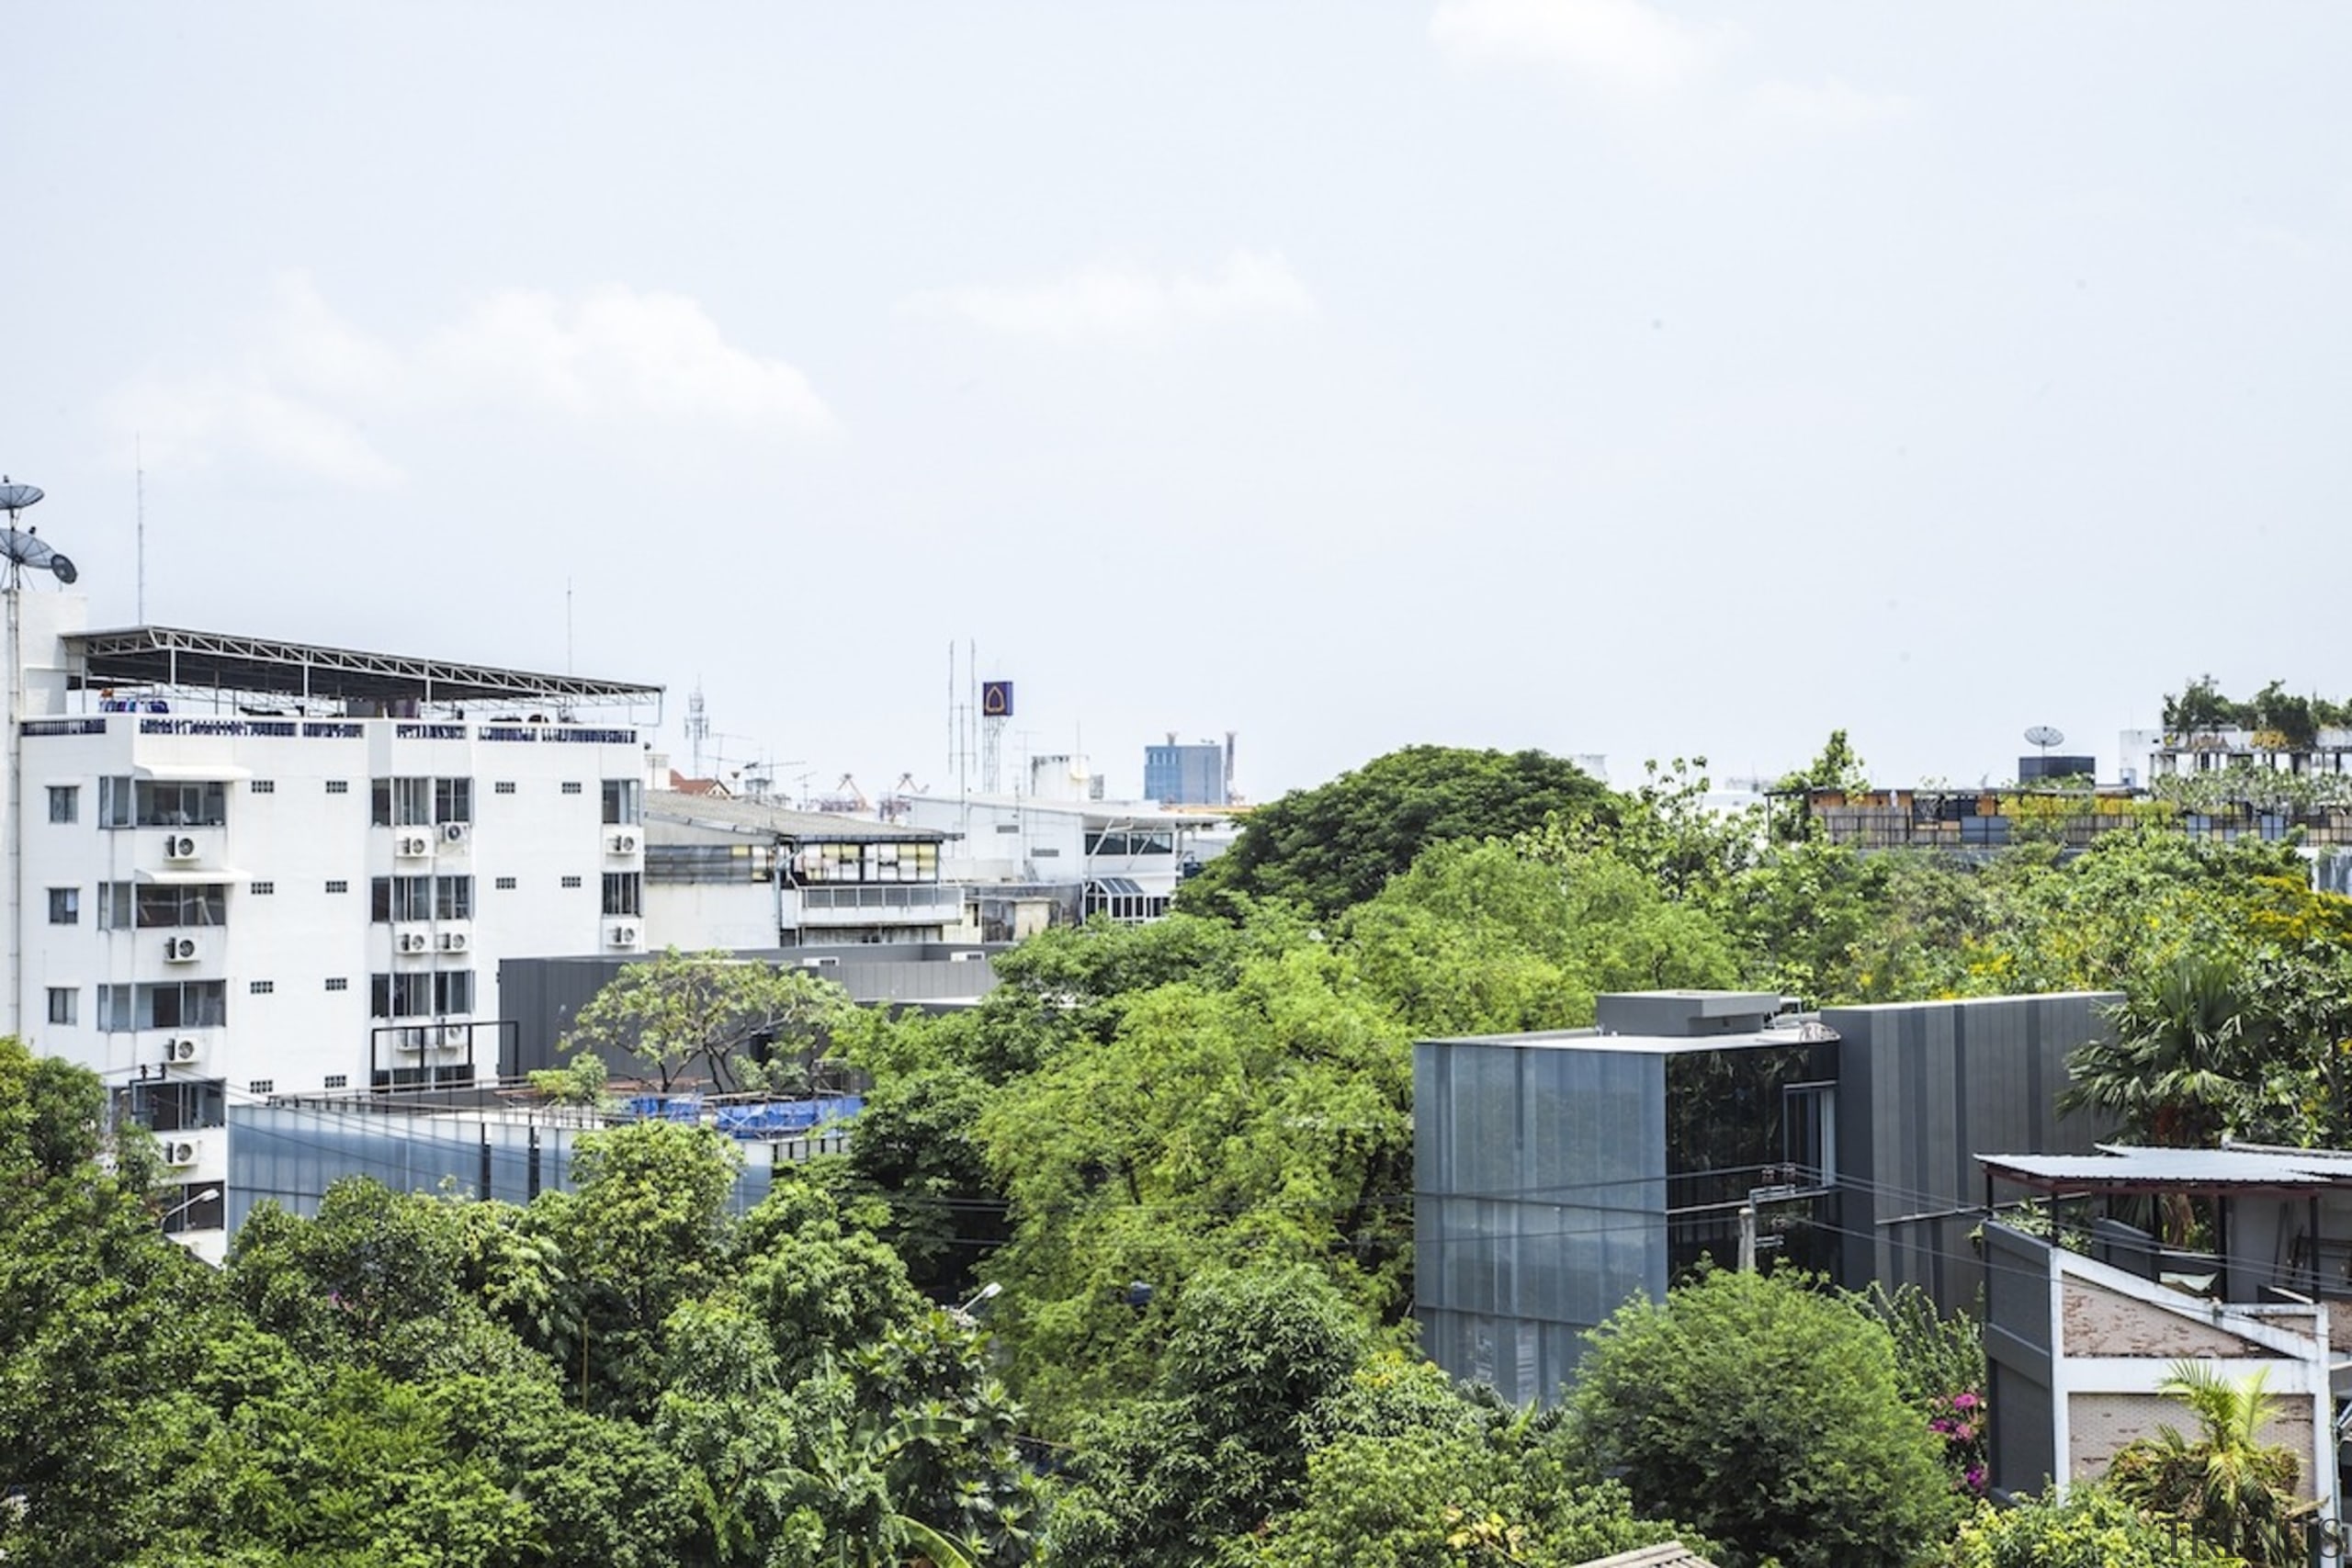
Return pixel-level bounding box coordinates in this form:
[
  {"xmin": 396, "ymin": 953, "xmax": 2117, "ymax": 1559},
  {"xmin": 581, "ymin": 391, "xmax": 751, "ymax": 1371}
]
[
  {"xmin": 0, "ymin": 479, "xmax": 43, "ymax": 516},
  {"xmin": 2025, "ymin": 725, "xmax": 2064, "ymax": 753},
  {"xmin": 48, "ymin": 555, "xmax": 76, "ymax": 585},
  {"xmin": 0, "ymin": 478, "xmax": 75, "ymax": 590}
]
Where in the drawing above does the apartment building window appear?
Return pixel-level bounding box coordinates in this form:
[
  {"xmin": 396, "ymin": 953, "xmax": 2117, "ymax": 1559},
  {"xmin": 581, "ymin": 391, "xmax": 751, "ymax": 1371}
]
[
  {"xmin": 98, "ymin": 777, "xmax": 228, "ymax": 828},
  {"xmin": 47, "ymin": 886, "xmax": 78, "ymax": 925},
  {"xmin": 249, "ymin": 779, "xmax": 276, "ymax": 795},
  {"xmin": 371, "ymin": 776, "xmax": 471, "ymax": 825},
  {"xmin": 325, "ymin": 779, "xmax": 350, "ymax": 795},
  {"xmin": 603, "ymin": 779, "xmax": 640, "ymax": 825},
  {"xmin": 325, "ymin": 879, "xmax": 348, "ymax": 895},
  {"xmin": 373, "ymin": 776, "xmax": 431, "ymax": 827},
  {"xmin": 98, "ymin": 883, "xmax": 228, "ymax": 929},
  {"xmin": 46, "ymin": 987, "xmax": 75, "ymax": 1026},
  {"xmin": 560, "ymin": 874, "xmax": 582, "ymax": 889},
  {"xmin": 602, "ymin": 872, "xmax": 642, "ymax": 917},
  {"xmin": 248, "ymin": 980, "xmax": 275, "ymax": 996},
  {"xmin": 435, "ymin": 875, "xmax": 474, "ymax": 921},
  {"xmin": 494, "ymin": 781, "xmax": 517, "ymax": 795},
  {"xmin": 47, "ymin": 784, "xmax": 77, "ymax": 823},
  {"xmin": 325, "ymin": 976, "xmax": 349, "ymax": 992},
  {"xmin": 97, "ymin": 981, "xmax": 227, "ymax": 1032},
  {"xmin": 561, "ymin": 781, "xmax": 583, "ymax": 795},
  {"xmin": 371, "ymin": 875, "xmax": 432, "ymax": 923},
  {"xmin": 117, "ymin": 1079, "xmax": 225, "ymax": 1133},
  {"xmin": 494, "ymin": 875, "xmax": 516, "ymax": 891},
  {"xmin": 369, "ymin": 970, "xmax": 474, "ymax": 1018}
]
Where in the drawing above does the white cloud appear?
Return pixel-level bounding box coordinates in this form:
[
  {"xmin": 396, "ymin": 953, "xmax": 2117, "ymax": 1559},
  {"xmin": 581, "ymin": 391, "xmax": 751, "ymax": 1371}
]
[
  {"xmin": 1430, "ymin": 0, "xmax": 1724, "ymax": 97},
  {"xmin": 111, "ymin": 274, "xmax": 833, "ymax": 485},
  {"xmin": 901, "ymin": 250, "xmax": 1316, "ymax": 343},
  {"xmin": 1431, "ymin": 0, "xmax": 1911, "ymax": 140}
]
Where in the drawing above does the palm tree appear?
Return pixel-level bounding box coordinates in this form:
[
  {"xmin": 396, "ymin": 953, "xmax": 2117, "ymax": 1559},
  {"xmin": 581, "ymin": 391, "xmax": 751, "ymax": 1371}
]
[
  {"xmin": 2105, "ymin": 1360, "xmax": 2303, "ymax": 1568},
  {"xmin": 2061, "ymin": 954, "xmax": 2263, "ymax": 1147}
]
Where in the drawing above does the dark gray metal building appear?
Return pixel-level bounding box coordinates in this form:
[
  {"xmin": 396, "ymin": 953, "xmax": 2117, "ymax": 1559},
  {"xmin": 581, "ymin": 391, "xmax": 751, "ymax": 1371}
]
[
  {"xmin": 496, "ymin": 943, "xmax": 1005, "ymax": 1079},
  {"xmin": 1414, "ymin": 988, "xmax": 2120, "ymax": 1405}
]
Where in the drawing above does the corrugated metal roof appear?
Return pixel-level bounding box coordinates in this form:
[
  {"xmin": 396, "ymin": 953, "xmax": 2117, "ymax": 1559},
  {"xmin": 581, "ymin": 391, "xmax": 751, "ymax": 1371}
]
[
  {"xmin": 68, "ymin": 625, "xmax": 660, "ymax": 705},
  {"xmin": 1978, "ymin": 1145, "xmax": 2352, "ymax": 1192},
  {"xmin": 643, "ymin": 792, "xmax": 948, "ymax": 843},
  {"xmin": 1575, "ymin": 1543, "xmax": 1719, "ymax": 1568}
]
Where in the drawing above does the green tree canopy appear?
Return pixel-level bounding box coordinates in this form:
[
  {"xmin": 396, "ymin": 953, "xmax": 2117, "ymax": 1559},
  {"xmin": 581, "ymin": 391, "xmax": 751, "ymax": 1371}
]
[
  {"xmin": 1567, "ymin": 1268, "xmax": 1958, "ymax": 1568},
  {"xmin": 556, "ymin": 946, "xmax": 854, "ymax": 1095},
  {"xmin": 1176, "ymin": 746, "xmax": 1615, "ymax": 922}
]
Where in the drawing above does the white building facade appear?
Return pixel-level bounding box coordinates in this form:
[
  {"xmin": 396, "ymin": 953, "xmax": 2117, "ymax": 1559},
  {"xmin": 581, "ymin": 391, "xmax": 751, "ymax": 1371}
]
[{"xmin": 7, "ymin": 600, "xmax": 661, "ymax": 1259}]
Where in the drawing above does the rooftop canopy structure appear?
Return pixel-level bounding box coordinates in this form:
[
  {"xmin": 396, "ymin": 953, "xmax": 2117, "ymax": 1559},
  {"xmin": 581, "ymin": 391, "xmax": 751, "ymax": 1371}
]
[{"xmin": 63, "ymin": 625, "xmax": 662, "ymax": 718}]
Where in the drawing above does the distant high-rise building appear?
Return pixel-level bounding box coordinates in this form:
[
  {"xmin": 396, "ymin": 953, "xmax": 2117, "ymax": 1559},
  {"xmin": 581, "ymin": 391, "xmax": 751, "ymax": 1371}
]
[{"xmin": 1144, "ymin": 735, "xmax": 1228, "ymax": 806}]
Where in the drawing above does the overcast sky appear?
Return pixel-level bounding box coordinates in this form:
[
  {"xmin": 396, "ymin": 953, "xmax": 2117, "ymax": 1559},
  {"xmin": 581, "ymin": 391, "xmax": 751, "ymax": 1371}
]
[{"xmin": 8, "ymin": 4, "xmax": 2348, "ymax": 800}]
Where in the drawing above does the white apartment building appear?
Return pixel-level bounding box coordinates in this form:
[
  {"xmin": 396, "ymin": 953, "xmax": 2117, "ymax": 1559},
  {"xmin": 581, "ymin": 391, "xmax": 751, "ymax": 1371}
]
[
  {"xmin": 641, "ymin": 789, "xmax": 964, "ymax": 948},
  {"xmin": 7, "ymin": 595, "xmax": 662, "ymax": 1259},
  {"xmin": 900, "ymin": 786, "xmax": 1238, "ymax": 926}
]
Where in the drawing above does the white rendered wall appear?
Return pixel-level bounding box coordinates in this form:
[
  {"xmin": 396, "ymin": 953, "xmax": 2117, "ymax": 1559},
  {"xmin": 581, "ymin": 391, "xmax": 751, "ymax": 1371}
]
[{"xmin": 19, "ymin": 716, "xmax": 647, "ymax": 1105}]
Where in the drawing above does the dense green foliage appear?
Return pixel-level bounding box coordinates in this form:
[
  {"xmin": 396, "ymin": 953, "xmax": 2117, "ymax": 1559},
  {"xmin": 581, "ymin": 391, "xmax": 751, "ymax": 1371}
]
[
  {"xmin": 22, "ymin": 736, "xmax": 2352, "ymax": 1565},
  {"xmin": 1568, "ymin": 1269, "xmax": 1959, "ymax": 1568},
  {"xmin": 2106, "ymin": 1362, "xmax": 2304, "ymax": 1568},
  {"xmin": 1949, "ymin": 1485, "xmax": 2245, "ymax": 1568},
  {"xmin": 1174, "ymin": 745, "xmax": 1615, "ymax": 920},
  {"xmin": 0, "ymin": 1041, "xmax": 1034, "ymax": 1567}
]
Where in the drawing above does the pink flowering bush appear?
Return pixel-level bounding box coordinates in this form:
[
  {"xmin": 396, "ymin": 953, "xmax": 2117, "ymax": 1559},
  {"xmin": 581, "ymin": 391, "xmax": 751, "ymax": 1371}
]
[{"xmin": 1928, "ymin": 1389, "xmax": 1989, "ymax": 1497}]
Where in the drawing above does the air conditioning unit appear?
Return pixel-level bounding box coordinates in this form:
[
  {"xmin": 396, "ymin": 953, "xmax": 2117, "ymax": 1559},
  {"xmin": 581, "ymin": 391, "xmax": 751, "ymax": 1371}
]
[
  {"xmin": 437, "ymin": 930, "xmax": 469, "ymax": 953},
  {"xmin": 164, "ymin": 834, "xmax": 198, "ymax": 862},
  {"xmin": 442, "ymin": 821, "xmax": 470, "ymax": 845},
  {"xmin": 396, "ymin": 930, "xmax": 431, "ymax": 955},
  {"xmin": 162, "ymin": 1140, "xmax": 198, "ymax": 1166},
  {"xmin": 164, "ymin": 1036, "xmax": 200, "ymax": 1065},
  {"xmin": 608, "ymin": 829, "xmax": 640, "ymax": 854},
  {"xmin": 394, "ymin": 829, "xmax": 433, "ymax": 858},
  {"xmin": 392, "ymin": 1030, "xmax": 424, "ymax": 1053},
  {"xmin": 609, "ymin": 921, "xmax": 641, "ymax": 946},
  {"xmin": 435, "ymin": 1024, "xmax": 469, "ymax": 1048},
  {"xmin": 163, "ymin": 935, "xmax": 198, "ymax": 963}
]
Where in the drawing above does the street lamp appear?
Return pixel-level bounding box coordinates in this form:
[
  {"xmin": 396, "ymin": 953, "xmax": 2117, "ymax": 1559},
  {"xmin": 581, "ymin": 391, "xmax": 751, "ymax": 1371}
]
[
  {"xmin": 950, "ymin": 1280, "xmax": 1002, "ymax": 1327},
  {"xmin": 159, "ymin": 1186, "xmax": 220, "ymax": 1234}
]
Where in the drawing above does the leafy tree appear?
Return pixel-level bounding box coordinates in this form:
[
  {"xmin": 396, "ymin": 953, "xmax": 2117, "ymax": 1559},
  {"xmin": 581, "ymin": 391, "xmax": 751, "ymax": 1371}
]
[
  {"xmin": 2164, "ymin": 674, "xmax": 2245, "ymax": 736},
  {"xmin": 1176, "ymin": 746, "xmax": 1615, "ymax": 922},
  {"xmin": 735, "ymin": 1168, "xmax": 927, "ymax": 1383},
  {"xmin": 839, "ymin": 1059, "xmax": 1010, "ymax": 1298},
  {"xmin": 541, "ymin": 1119, "xmax": 742, "ymax": 1411},
  {"xmin": 1567, "ymin": 1268, "xmax": 1958, "ymax": 1568},
  {"xmin": 1050, "ymin": 1263, "xmax": 1372, "ymax": 1568},
  {"xmin": 978, "ymin": 947, "xmax": 1413, "ymax": 1427},
  {"xmin": 2106, "ymin": 1361, "xmax": 2305, "ymax": 1568},
  {"xmin": 1950, "ymin": 1485, "xmax": 2243, "ymax": 1568},
  {"xmin": 1344, "ymin": 839, "xmax": 1740, "ymax": 1036},
  {"xmin": 227, "ymin": 1178, "xmax": 537, "ymax": 1381},
  {"xmin": 559, "ymin": 945, "xmax": 853, "ymax": 1094},
  {"xmin": 1245, "ymin": 1432, "xmax": 1687, "ymax": 1568},
  {"xmin": 2060, "ymin": 953, "xmax": 2269, "ymax": 1147}
]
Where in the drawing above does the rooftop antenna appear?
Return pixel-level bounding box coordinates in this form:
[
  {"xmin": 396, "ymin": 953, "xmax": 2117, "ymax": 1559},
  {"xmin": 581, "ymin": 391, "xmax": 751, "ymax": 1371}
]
[
  {"xmin": 2025, "ymin": 725, "xmax": 2064, "ymax": 764},
  {"xmin": 0, "ymin": 480, "xmax": 72, "ymax": 592},
  {"xmin": 686, "ymin": 682, "xmax": 710, "ymax": 778},
  {"xmin": 565, "ymin": 577, "xmax": 574, "ymax": 675},
  {"xmin": 135, "ymin": 436, "xmax": 145, "ymax": 621}
]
